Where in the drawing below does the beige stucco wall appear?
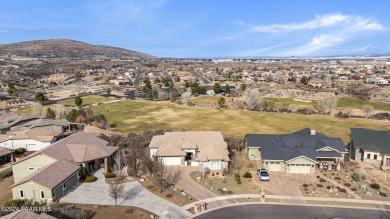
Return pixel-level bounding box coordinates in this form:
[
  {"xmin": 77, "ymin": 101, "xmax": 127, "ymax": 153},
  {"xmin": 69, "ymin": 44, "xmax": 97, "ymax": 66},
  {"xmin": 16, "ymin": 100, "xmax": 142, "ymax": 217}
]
[
  {"xmin": 363, "ymin": 151, "xmax": 384, "ymax": 161},
  {"xmin": 247, "ymin": 148, "xmax": 261, "ymax": 160},
  {"xmin": 262, "ymin": 160, "xmax": 285, "ymax": 172},
  {"xmin": 12, "ymin": 154, "xmax": 57, "ymax": 183},
  {"xmin": 12, "ymin": 182, "xmax": 53, "ymax": 203}
]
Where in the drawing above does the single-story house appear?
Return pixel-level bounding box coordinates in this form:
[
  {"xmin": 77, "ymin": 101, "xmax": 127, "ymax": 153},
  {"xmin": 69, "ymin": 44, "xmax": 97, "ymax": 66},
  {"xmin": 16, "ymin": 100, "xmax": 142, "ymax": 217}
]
[
  {"xmin": 0, "ymin": 113, "xmax": 40, "ymax": 134},
  {"xmin": 148, "ymin": 131, "xmax": 230, "ymax": 171},
  {"xmin": 0, "ymin": 147, "xmax": 12, "ymax": 165},
  {"xmin": 10, "ymin": 131, "xmax": 118, "ymax": 203},
  {"xmin": 350, "ymin": 128, "xmax": 390, "ymax": 169},
  {"xmin": 1, "ymin": 210, "xmax": 56, "ymax": 219},
  {"xmin": 245, "ymin": 128, "xmax": 347, "ymax": 174},
  {"xmin": 0, "ymin": 129, "xmax": 63, "ymax": 151}
]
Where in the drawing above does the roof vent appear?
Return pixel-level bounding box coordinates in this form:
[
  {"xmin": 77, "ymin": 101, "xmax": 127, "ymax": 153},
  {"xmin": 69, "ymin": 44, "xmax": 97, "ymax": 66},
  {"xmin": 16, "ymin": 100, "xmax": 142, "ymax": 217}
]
[{"xmin": 310, "ymin": 130, "xmax": 316, "ymax": 135}]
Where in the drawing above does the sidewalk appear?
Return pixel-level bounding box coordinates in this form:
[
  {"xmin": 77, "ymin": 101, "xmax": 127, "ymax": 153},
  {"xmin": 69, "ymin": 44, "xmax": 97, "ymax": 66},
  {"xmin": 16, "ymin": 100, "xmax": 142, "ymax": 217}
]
[{"xmin": 182, "ymin": 194, "xmax": 390, "ymax": 209}]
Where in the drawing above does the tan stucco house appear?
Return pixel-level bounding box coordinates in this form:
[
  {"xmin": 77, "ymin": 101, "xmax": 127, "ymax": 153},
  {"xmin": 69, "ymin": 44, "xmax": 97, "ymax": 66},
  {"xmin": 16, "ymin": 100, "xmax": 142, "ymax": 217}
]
[
  {"xmin": 148, "ymin": 131, "xmax": 230, "ymax": 171},
  {"xmin": 350, "ymin": 128, "xmax": 390, "ymax": 170},
  {"xmin": 10, "ymin": 131, "xmax": 118, "ymax": 203},
  {"xmin": 246, "ymin": 128, "xmax": 347, "ymax": 174}
]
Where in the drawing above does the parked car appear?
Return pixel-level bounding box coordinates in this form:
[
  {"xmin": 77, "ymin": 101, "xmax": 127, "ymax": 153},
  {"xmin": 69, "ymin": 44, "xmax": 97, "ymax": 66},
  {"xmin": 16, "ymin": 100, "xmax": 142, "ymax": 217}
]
[{"xmin": 257, "ymin": 168, "xmax": 270, "ymax": 181}]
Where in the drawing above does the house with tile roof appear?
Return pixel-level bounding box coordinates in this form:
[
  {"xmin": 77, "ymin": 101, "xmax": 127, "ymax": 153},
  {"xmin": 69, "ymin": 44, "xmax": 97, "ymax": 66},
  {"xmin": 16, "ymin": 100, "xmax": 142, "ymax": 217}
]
[
  {"xmin": 0, "ymin": 113, "xmax": 41, "ymax": 134},
  {"xmin": 350, "ymin": 128, "xmax": 390, "ymax": 170},
  {"xmin": 148, "ymin": 131, "xmax": 229, "ymax": 171},
  {"xmin": 10, "ymin": 131, "xmax": 118, "ymax": 203},
  {"xmin": 245, "ymin": 128, "xmax": 347, "ymax": 174},
  {"xmin": 0, "ymin": 129, "xmax": 63, "ymax": 151}
]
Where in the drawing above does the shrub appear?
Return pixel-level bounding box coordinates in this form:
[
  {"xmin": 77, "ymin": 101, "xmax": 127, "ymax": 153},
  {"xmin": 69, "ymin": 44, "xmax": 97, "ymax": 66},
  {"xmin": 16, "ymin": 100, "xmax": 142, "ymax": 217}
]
[
  {"xmin": 146, "ymin": 185, "xmax": 155, "ymax": 190},
  {"xmin": 319, "ymin": 178, "xmax": 326, "ymax": 182},
  {"xmin": 217, "ymin": 188, "xmax": 222, "ymax": 192},
  {"xmin": 302, "ymin": 184, "xmax": 309, "ymax": 188},
  {"xmin": 370, "ymin": 183, "xmax": 380, "ymax": 190},
  {"xmin": 243, "ymin": 172, "xmax": 252, "ymax": 178},
  {"xmin": 379, "ymin": 189, "xmax": 388, "ymax": 197},
  {"xmin": 335, "ymin": 177, "xmax": 341, "ymax": 180},
  {"xmin": 220, "ymin": 190, "xmax": 226, "ymax": 194},
  {"xmin": 316, "ymin": 175, "xmax": 320, "ymax": 178},
  {"xmin": 124, "ymin": 208, "xmax": 134, "ymax": 214},
  {"xmin": 351, "ymin": 188, "xmax": 357, "ymax": 191},
  {"xmin": 86, "ymin": 175, "xmax": 97, "ymax": 182},
  {"xmin": 327, "ymin": 186, "xmax": 331, "ymax": 189},
  {"xmin": 0, "ymin": 168, "xmax": 13, "ymax": 180},
  {"xmin": 339, "ymin": 188, "xmax": 347, "ymax": 193},
  {"xmin": 227, "ymin": 191, "xmax": 234, "ymax": 194},
  {"xmin": 234, "ymin": 173, "xmax": 240, "ymax": 179},
  {"xmin": 316, "ymin": 184, "xmax": 323, "ymax": 188},
  {"xmin": 3, "ymin": 199, "xmax": 24, "ymax": 208},
  {"xmin": 15, "ymin": 148, "xmax": 25, "ymax": 154},
  {"xmin": 165, "ymin": 194, "xmax": 173, "ymax": 198},
  {"xmin": 344, "ymin": 183, "xmax": 351, "ymax": 187},
  {"xmin": 104, "ymin": 172, "xmax": 116, "ymax": 178},
  {"xmin": 236, "ymin": 178, "xmax": 241, "ymax": 184}
]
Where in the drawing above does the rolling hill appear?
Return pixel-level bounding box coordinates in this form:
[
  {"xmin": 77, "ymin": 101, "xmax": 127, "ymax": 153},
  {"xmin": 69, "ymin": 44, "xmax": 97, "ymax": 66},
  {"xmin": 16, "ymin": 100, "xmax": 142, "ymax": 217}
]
[{"xmin": 0, "ymin": 39, "xmax": 154, "ymax": 60}]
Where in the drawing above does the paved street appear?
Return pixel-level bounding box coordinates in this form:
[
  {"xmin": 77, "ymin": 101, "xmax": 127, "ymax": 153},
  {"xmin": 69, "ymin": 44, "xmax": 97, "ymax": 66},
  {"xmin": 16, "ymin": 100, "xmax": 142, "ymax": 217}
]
[
  {"xmin": 193, "ymin": 203, "xmax": 390, "ymax": 219},
  {"xmin": 59, "ymin": 169, "xmax": 192, "ymax": 219}
]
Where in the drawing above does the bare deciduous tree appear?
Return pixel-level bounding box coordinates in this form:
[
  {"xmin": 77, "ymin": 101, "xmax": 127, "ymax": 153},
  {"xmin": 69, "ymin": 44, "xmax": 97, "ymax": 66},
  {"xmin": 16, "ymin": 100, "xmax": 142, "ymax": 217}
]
[
  {"xmin": 32, "ymin": 103, "xmax": 43, "ymax": 116},
  {"xmin": 345, "ymin": 108, "xmax": 353, "ymax": 118},
  {"xmin": 362, "ymin": 104, "xmax": 374, "ymax": 118},
  {"xmin": 55, "ymin": 105, "xmax": 66, "ymax": 119},
  {"xmin": 108, "ymin": 178, "xmax": 124, "ymax": 207},
  {"xmin": 155, "ymin": 160, "xmax": 168, "ymax": 193},
  {"xmin": 258, "ymin": 99, "xmax": 267, "ymax": 111},
  {"xmin": 125, "ymin": 138, "xmax": 147, "ymax": 177},
  {"xmin": 230, "ymin": 151, "xmax": 242, "ymax": 173},
  {"xmin": 112, "ymin": 151, "xmax": 126, "ymax": 178},
  {"xmin": 303, "ymin": 105, "xmax": 315, "ymax": 115},
  {"xmin": 317, "ymin": 97, "xmax": 337, "ymax": 115},
  {"xmin": 231, "ymin": 98, "xmax": 245, "ymax": 110},
  {"xmin": 288, "ymin": 104, "xmax": 299, "ymax": 113},
  {"xmin": 274, "ymin": 102, "xmax": 283, "ymax": 113},
  {"xmin": 181, "ymin": 92, "xmax": 192, "ymax": 106},
  {"xmin": 244, "ymin": 89, "xmax": 260, "ymax": 111}
]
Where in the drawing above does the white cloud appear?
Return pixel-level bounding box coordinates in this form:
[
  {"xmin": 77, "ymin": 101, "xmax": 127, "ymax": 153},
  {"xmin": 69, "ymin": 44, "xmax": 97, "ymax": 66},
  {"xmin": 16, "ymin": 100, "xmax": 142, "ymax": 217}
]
[
  {"xmin": 250, "ymin": 14, "xmax": 384, "ymax": 32},
  {"xmin": 284, "ymin": 34, "xmax": 345, "ymax": 56}
]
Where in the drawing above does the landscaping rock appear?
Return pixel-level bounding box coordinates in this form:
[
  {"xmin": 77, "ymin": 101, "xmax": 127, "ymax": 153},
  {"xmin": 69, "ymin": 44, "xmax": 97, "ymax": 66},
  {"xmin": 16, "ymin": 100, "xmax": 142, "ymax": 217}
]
[
  {"xmin": 223, "ymin": 188, "xmax": 228, "ymax": 192},
  {"xmin": 211, "ymin": 187, "xmax": 213, "ymax": 191},
  {"xmin": 150, "ymin": 214, "xmax": 155, "ymax": 218},
  {"xmin": 139, "ymin": 178, "xmax": 144, "ymax": 182},
  {"xmin": 173, "ymin": 187, "xmax": 177, "ymax": 191},
  {"xmin": 197, "ymin": 177, "xmax": 201, "ymax": 182},
  {"xmin": 182, "ymin": 192, "xmax": 186, "ymax": 196}
]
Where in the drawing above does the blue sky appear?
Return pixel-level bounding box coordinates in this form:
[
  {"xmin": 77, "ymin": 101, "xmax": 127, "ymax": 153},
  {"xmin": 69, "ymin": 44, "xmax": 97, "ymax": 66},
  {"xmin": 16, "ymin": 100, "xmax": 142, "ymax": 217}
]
[{"xmin": 1, "ymin": 0, "xmax": 389, "ymax": 57}]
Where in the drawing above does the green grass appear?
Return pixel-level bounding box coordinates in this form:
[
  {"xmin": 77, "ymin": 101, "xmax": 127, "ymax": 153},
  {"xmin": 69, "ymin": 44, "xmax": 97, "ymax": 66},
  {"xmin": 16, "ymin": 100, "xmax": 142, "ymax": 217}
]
[
  {"xmin": 337, "ymin": 97, "xmax": 390, "ymax": 111},
  {"xmin": 266, "ymin": 97, "xmax": 390, "ymax": 111},
  {"xmin": 91, "ymin": 100, "xmax": 390, "ymax": 143},
  {"xmin": 54, "ymin": 95, "xmax": 115, "ymax": 106}
]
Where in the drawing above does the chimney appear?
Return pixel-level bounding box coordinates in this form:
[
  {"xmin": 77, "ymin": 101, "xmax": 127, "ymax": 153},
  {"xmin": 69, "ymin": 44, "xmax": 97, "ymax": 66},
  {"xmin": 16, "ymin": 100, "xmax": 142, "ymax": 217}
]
[{"xmin": 310, "ymin": 130, "xmax": 316, "ymax": 135}]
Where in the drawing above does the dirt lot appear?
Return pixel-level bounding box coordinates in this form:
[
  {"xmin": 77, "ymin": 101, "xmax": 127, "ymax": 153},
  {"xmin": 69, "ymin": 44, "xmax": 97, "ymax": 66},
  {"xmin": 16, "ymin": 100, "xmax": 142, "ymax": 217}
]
[
  {"xmin": 0, "ymin": 176, "xmax": 13, "ymax": 206},
  {"xmin": 73, "ymin": 204, "xmax": 155, "ymax": 219}
]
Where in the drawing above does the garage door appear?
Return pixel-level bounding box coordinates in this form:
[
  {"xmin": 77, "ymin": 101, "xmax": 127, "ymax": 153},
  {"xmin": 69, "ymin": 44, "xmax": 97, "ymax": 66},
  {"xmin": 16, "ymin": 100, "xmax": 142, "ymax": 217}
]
[
  {"xmin": 289, "ymin": 164, "xmax": 311, "ymax": 174},
  {"xmin": 268, "ymin": 162, "xmax": 282, "ymax": 171},
  {"xmin": 162, "ymin": 157, "xmax": 182, "ymax": 165}
]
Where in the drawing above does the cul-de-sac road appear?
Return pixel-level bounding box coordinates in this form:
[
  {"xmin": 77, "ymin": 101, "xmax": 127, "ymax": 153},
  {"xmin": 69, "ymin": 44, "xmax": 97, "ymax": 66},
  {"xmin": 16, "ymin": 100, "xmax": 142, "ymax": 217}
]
[{"xmin": 193, "ymin": 203, "xmax": 390, "ymax": 219}]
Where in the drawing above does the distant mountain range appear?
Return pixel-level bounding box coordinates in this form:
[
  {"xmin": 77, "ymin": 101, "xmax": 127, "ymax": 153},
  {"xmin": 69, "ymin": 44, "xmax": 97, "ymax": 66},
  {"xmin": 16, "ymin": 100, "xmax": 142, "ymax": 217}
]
[{"xmin": 0, "ymin": 39, "xmax": 154, "ymax": 60}]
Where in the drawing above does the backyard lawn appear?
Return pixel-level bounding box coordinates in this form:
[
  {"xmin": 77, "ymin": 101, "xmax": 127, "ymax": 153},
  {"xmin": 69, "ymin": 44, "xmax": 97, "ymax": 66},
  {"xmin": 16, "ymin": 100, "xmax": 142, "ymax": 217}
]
[{"xmin": 91, "ymin": 99, "xmax": 390, "ymax": 143}]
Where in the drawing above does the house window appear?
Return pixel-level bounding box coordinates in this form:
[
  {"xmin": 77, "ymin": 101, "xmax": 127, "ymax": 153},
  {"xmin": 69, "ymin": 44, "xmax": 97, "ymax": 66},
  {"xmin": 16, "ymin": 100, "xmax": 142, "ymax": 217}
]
[
  {"xmin": 275, "ymin": 162, "xmax": 280, "ymax": 164},
  {"xmin": 287, "ymin": 164, "xmax": 289, "ymax": 167},
  {"xmin": 40, "ymin": 190, "xmax": 45, "ymax": 199},
  {"xmin": 374, "ymin": 155, "xmax": 377, "ymax": 160},
  {"xmin": 265, "ymin": 162, "xmax": 268, "ymax": 164},
  {"xmin": 19, "ymin": 190, "xmax": 24, "ymax": 199},
  {"xmin": 306, "ymin": 164, "xmax": 311, "ymax": 166},
  {"xmin": 270, "ymin": 162, "xmax": 275, "ymax": 164},
  {"xmin": 367, "ymin": 154, "xmax": 371, "ymax": 159},
  {"xmin": 28, "ymin": 167, "xmax": 34, "ymax": 171},
  {"xmin": 63, "ymin": 182, "xmax": 66, "ymax": 190}
]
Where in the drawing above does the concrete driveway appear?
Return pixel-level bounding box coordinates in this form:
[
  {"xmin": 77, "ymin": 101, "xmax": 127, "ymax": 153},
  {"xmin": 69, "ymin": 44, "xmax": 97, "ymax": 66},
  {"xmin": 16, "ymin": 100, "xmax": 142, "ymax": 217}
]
[
  {"xmin": 172, "ymin": 166, "xmax": 230, "ymax": 209},
  {"xmin": 251, "ymin": 171, "xmax": 317, "ymax": 203},
  {"xmin": 59, "ymin": 169, "xmax": 192, "ymax": 219}
]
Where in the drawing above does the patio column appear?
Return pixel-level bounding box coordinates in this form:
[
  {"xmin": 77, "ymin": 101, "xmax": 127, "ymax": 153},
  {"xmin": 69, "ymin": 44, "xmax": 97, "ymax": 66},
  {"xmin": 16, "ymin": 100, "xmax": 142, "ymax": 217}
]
[
  {"xmin": 104, "ymin": 156, "xmax": 111, "ymax": 172},
  {"xmin": 82, "ymin": 163, "xmax": 90, "ymax": 176}
]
